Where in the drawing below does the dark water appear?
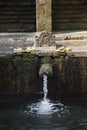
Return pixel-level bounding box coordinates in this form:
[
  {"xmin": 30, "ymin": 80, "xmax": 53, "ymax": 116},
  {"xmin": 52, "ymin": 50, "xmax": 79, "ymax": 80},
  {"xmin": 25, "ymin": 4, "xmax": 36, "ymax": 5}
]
[{"xmin": 0, "ymin": 96, "xmax": 87, "ymax": 130}]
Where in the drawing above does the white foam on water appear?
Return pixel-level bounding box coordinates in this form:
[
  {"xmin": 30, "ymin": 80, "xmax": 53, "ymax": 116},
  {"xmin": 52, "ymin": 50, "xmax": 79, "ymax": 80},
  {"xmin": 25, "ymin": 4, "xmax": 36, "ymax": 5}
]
[{"xmin": 25, "ymin": 75, "xmax": 70, "ymax": 116}]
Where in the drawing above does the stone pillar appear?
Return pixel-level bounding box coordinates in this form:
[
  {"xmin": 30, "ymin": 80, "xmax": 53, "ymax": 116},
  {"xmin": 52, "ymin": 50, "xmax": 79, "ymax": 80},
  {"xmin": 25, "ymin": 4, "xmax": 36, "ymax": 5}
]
[{"xmin": 36, "ymin": 0, "xmax": 52, "ymax": 32}]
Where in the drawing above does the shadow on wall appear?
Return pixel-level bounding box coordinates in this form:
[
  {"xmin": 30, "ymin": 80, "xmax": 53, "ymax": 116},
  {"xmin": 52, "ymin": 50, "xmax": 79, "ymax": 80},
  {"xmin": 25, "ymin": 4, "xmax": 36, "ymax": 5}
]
[{"xmin": 48, "ymin": 58, "xmax": 87, "ymax": 94}]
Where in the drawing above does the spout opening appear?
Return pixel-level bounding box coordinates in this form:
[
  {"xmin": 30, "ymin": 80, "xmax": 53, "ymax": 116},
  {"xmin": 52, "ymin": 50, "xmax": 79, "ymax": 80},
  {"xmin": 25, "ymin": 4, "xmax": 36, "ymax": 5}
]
[{"xmin": 39, "ymin": 63, "xmax": 53, "ymax": 78}]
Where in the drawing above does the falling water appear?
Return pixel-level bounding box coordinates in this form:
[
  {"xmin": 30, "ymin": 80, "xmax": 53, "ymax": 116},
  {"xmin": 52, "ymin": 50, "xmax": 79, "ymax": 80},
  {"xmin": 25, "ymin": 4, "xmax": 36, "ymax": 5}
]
[
  {"xmin": 25, "ymin": 74, "xmax": 70, "ymax": 116},
  {"xmin": 43, "ymin": 74, "xmax": 48, "ymax": 100}
]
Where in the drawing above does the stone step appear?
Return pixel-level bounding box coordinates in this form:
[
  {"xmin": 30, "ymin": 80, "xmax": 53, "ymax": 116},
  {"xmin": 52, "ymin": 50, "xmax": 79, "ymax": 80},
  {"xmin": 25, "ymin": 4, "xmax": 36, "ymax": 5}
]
[
  {"xmin": 56, "ymin": 40, "xmax": 87, "ymax": 46},
  {"xmin": 0, "ymin": 33, "xmax": 35, "ymax": 38},
  {"xmin": 0, "ymin": 33, "xmax": 35, "ymax": 48},
  {"xmin": 54, "ymin": 31, "xmax": 87, "ymax": 41}
]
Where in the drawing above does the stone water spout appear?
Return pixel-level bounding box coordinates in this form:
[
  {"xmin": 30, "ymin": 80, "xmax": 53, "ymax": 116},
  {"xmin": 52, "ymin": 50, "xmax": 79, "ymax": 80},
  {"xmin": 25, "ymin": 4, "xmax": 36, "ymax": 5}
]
[
  {"xmin": 39, "ymin": 57, "xmax": 53, "ymax": 77},
  {"xmin": 39, "ymin": 63, "xmax": 53, "ymax": 77}
]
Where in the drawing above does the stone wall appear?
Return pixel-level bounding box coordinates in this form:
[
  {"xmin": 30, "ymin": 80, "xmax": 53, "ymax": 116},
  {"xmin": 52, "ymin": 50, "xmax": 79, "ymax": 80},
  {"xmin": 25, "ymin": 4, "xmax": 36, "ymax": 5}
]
[
  {"xmin": 0, "ymin": 54, "xmax": 87, "ymax": 99},
  {"xmin": 52, "ymin": 0, "xmax": 87, "ymax": 31},
  {"xmin": 0, "ymin": 54, "xmax": 42, "ymax": 96},
  {"xmin": 48, "ymin": 58, "xmax": 87, "ymax": 94},
  {"xmin": 0, "ymin": 0, "xmax": 36, "ymax": 32}
]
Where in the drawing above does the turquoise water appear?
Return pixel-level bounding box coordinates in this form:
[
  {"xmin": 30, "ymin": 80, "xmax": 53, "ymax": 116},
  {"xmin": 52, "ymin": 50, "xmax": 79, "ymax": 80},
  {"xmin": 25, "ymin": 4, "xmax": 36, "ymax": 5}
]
[{"xmin": 0, "ymin": 96, "xmax": 87, "ymax": 130}]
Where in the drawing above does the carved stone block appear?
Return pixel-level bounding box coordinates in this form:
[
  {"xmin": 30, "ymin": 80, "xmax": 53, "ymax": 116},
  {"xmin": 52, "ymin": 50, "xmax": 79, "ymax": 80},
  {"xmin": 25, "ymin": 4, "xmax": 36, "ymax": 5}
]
[{"xmin": 34, "ymin": 31, "xmax": 55, "ymax": 47}]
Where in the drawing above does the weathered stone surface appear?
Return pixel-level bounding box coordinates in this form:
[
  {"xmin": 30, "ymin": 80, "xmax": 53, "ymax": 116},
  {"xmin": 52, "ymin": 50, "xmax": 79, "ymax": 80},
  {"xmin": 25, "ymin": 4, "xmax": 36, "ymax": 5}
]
[
  {"xmin": 0, "ymin": 33, "xmax": 36, "ymax": 56},
  {"xmin": 52, "ymin": 1, "xmax": 87, "ymax": 31},
  {"xmin": 0, "ymin": 33, "xmax": 35, "ymax": 49},
  {"xmin": 1, "ymin": 54, "xmax": 87, "ymax": 100},
  {"xmin": 0, "ymin": 0, "xmax": 36, "ymax": 32},
  {"xmin": 36, "ymin": 0, "xmax": 52, "ymax": 31},
  {"xmin": 48, "ymin": 58, "xmax": 87, "ymax": 94},
  {"xmin": 39, "ymin": 63, "xmax": 53, "ymax": 77},
  {"xmin": 0, "ymin": 54, "xmax": 41, "ymax": 95},
  {"xmin": 34, "ymin": 31, "xmax": 55, "ymax": 47}
]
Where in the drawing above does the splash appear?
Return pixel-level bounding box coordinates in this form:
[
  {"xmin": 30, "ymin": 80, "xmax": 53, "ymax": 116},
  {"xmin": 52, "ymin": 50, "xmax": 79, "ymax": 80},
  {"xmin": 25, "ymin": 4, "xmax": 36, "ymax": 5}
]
[{"xmin": 25, "ymin": 75, "xmax": 70, "ymax": 116}]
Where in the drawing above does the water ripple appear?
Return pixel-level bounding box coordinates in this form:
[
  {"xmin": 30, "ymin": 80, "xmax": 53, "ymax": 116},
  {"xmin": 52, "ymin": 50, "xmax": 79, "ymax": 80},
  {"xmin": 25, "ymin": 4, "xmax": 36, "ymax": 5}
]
[{"xmin": 24, "ymin": 98, "xmax": 70, "ymax": 117}]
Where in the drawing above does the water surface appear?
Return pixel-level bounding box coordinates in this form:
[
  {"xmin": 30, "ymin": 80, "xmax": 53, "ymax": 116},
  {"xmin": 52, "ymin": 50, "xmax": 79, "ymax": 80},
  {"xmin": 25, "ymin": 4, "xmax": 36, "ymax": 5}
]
[{"xmin": 0, "ymin": 96, "xmax": 87, "ymax": 130}]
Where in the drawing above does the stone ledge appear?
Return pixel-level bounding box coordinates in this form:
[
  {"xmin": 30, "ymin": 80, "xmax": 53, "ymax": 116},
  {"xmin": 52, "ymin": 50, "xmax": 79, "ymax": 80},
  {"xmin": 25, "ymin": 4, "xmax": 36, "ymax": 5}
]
[
  {"xmin": 0, "ymin": 32, "xmax": 87, "ymax": 57},
  {"xmin": 0, "ymin": 46, "xmax": 87, "ymax": 58},
  {"xmin": 56, "ymin": 40, "xmax": 87, "ymax": 46}
]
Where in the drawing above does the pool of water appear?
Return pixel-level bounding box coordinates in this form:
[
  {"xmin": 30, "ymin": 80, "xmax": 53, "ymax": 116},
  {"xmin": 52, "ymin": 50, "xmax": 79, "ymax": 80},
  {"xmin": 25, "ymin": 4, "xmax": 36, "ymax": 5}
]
[{"xmin": 0, "ymin": 96, "xmax": 87, "ymax": 130}]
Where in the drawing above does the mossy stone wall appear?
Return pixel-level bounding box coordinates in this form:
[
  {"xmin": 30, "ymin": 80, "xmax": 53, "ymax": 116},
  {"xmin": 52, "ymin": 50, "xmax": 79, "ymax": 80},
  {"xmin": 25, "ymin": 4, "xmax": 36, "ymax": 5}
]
[
  {"xmin": 0, "ymin": 54, "xmax": 42, "ymax": 95},
  {"xmin": 48, "ymin": 58, "xmax": 87, "ymax": 94},
  {"xmin": 0, "ymin": 55, "xmax": 87, "ymax": 97}
]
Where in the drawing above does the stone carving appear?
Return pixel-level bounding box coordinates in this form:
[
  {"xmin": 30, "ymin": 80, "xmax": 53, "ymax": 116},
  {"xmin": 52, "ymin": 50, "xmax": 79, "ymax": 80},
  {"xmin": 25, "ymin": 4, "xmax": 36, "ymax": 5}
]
[
  {"xmin": 39, "ymin": 0, "xmax": 45, "ymax": 4},
  {"xmin": 39, "ymin": 63, "xmax": 53, "ymax": 77},
  {"xmin": 34, "ymin": 31, "xmax": 55, "ymax": 47}
]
